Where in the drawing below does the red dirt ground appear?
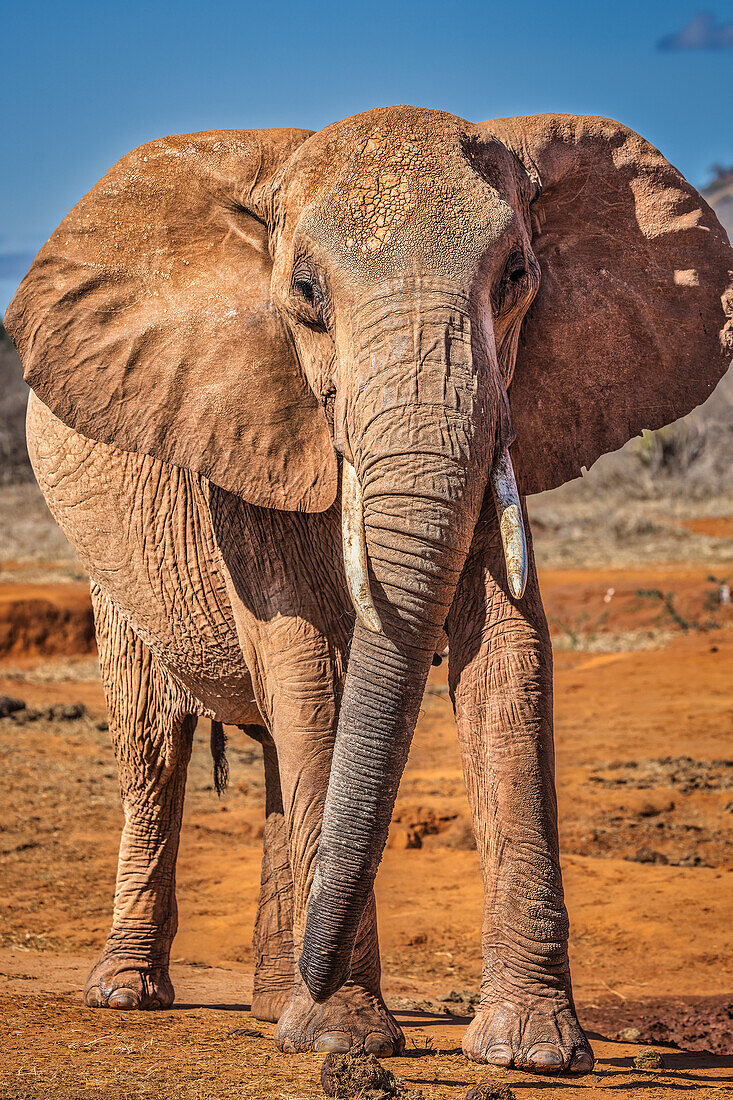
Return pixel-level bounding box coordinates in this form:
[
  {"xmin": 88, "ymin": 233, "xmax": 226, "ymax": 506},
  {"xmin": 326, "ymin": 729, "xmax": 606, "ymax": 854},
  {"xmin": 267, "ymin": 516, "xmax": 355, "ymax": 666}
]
[
  {"xmin": 1, "ymin": 564, "xmax": 732, "ymax": 1098},
  {"xmin": 681, "ymin": 517, "xmax": 733, "ymax": 539}
]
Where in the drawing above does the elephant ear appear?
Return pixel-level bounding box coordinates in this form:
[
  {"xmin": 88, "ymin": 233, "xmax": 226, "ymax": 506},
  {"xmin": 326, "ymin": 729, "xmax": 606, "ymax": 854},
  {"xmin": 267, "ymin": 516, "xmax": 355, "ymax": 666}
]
[
  {"xmin": 5, "ymin": 128, "xmax": 338, "ymax": 512},
  {"xmin": 481, "ymin": 114, "xmax": 733, "ymax": 495}
]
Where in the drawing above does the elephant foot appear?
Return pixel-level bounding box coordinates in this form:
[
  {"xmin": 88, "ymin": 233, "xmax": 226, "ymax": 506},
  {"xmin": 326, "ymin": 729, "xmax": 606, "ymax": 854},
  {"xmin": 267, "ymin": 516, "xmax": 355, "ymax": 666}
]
[
  {"xmin": 274, "ymin": 982, "xmax": 405, "ymax": 1055},
  {"xmin": 251, "ymin": 986, "xmax": 293, "ymax": 1023},
  {"xmin": 462, "ymin": 990, "xmax": 594, "ymax": 1075},
  {"xmin": 83, "ymin": 950, "xmax": 174, "ymax": 1010}
]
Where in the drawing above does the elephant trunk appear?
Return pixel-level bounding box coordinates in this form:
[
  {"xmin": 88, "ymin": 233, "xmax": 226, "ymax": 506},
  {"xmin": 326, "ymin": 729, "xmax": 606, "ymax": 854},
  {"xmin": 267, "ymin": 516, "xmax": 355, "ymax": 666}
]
[
  {"xmin": 299, "ymin": 289, "xmax": 523, "ymax": 1002},
  {"xmin": 342, "ymin": 446, "xmax": 526, "ymax": 631},
  {"xmin": 300, "ymin": 447, "xmax": 479, "ymax": 1002}
]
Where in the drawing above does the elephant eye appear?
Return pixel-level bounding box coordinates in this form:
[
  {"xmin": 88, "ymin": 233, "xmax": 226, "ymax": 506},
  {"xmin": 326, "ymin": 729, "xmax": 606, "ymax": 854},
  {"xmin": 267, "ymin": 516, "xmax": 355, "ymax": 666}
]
[
  {"xmin": 507, "ymin": 252, "xmax": 527, "ymax": 284},
  {"xmin": 294, "ymin": 275, "xmax": 319, "ymax": 306},
  {"xmin": 291, "ymin": 265, "xmax": 329, "ymax": 330},
  {"xmin": 491, "ymin": 250, "xmax": 532, "ymax": 318}
]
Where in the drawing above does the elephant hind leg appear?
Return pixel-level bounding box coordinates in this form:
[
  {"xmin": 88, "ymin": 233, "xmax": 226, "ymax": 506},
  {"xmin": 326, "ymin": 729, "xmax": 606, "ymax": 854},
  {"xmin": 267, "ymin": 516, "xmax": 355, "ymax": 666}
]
[
  {"xmin": 249, "ymin": 726, "xmax": 295, "ymax": 1022},
  {"xmin": 84, "ymin": 587, "xmax": 195, "ymax": 1011}
]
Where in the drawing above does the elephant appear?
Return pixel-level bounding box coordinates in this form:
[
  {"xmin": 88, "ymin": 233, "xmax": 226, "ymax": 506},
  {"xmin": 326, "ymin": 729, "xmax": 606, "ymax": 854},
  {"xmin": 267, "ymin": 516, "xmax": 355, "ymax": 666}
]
[{"xmin": 6, "ymin": 105, "xmax": 732, "ymax": 1075}]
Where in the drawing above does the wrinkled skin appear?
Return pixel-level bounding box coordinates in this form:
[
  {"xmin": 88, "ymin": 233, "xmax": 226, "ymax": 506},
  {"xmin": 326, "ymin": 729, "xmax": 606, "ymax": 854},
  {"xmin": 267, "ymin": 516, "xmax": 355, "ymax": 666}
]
[{"xmin": 8, "ymin": 105, "xmax": 732, "ymax": 1076}]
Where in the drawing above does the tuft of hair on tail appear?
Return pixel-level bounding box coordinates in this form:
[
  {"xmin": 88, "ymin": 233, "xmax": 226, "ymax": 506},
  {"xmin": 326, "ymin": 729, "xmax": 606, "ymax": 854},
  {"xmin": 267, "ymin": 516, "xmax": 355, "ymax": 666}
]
[{"xmin": 210, "ymin": 720, "xmax": 229, "ymax": 796}]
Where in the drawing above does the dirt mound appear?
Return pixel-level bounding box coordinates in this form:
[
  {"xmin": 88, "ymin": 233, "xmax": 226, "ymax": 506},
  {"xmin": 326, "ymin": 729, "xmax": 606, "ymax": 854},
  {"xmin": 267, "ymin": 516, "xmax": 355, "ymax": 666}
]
[
  {"xmin": 0, "ymin": 583, "xmax": 95, "ymax": 660},
  {"xmin": 583, "ymin": 995, "xmax": 733, "ymax": 1056}
]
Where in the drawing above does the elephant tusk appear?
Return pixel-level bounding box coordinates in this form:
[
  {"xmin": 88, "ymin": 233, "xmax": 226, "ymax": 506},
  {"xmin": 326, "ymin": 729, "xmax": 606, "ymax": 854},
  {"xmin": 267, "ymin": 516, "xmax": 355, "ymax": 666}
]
[
  {"xmin": 490, "ymin": 447, "xmax": 528, "ymax": 600},
  {"xmin": 342, "ymin": 458, "xmax": 383, "ymax": 634}
]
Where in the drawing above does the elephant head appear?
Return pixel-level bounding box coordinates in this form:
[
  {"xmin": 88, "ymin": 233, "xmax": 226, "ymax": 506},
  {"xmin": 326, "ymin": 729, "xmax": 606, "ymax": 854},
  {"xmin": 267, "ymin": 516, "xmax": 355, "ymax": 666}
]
[{"xmin": 6, "ymin": 106, "xmax": 732, "ymax": 1002}]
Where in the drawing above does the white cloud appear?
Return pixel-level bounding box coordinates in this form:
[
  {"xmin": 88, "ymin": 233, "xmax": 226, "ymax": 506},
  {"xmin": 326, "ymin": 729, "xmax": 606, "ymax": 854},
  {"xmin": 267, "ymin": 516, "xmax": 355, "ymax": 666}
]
[{"xmin": 658, "ymin": 11, "xmax": 733, "ymax": 50}]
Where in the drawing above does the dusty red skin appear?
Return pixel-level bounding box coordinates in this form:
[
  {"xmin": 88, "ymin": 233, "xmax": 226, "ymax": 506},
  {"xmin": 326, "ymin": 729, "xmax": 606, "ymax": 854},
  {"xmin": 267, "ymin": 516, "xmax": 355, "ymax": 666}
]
[{"xmin": 5, "ymin": 105, "xmax": 732, "ymax": 1075}]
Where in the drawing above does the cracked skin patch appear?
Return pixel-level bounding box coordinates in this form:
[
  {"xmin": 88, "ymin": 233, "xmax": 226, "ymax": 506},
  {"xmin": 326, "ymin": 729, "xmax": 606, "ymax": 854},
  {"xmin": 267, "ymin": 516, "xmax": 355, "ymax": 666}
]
[{"xmin": 338, "ymin": 129, "xmax": 419, "ymax": 255}]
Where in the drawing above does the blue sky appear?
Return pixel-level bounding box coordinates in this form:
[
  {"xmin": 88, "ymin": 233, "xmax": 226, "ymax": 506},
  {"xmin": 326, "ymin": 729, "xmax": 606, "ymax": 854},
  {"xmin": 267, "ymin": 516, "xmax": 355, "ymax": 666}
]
[{"xmin": 2, "ymin": 0, "xmax": 732, "ymax": 315}]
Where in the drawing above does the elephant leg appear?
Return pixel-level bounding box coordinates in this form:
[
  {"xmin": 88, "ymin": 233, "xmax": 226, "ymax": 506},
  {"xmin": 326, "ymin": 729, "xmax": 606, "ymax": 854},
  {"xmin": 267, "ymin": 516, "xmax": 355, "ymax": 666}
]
[
  {"xmin": 447, "ymin": 511, "xmax": 594, "ymax": 1075},
  {"xmin": 84, "ymin": 589, "xmax": 194, "ymax": 1011},
  {"xmin": 277, "ymin": 899, "xmax": 397, "ymax": 1055},
  {"xmin": 247, "ymin": 622, "xmax": 402, "ymax": 1054},
  {"xmin": 276, "ymin": 891, "xmax": 398, "ymax": 1054},
  {"xmin": 250, "ymin": 726, "xmax": 296, "ymax": 1022}
]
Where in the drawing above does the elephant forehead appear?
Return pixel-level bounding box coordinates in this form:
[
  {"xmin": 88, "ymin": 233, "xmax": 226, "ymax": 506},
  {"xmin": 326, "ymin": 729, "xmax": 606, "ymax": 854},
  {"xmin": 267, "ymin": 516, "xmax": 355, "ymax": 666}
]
[
  {"xmin": 337, "ymin": 171, "xmax": 416, "ymax": 257},
  {"xmin": 329, "ymin": 128, "xmax": 491, "ymax": 257}
]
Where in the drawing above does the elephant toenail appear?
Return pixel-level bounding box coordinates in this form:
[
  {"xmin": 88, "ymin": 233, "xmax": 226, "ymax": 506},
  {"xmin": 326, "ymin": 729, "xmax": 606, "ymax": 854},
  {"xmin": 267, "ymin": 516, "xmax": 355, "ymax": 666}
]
[
  {"xmin": 148, "ymin": 998, "xmax": 162, "ymax": 1010},
  {"xmin": 526, "ymin": 1044, "xmax": 563, "ymax": 1071},
  {"xmin": 85, "ymin": 986, "xmax": 104, "ymax": 1008},
  {"xmin": 485, "ymin": 1043, "xmax": 513, "ymax": 1066},
  {"xmin": 570, "ymin": 1049, "xmax": 595, "ymax": 1074},
  {"xmin": 108, "ymin": 988, "xmax": 140, "ymax": 1010},
  {"xmin": 313, "ymin": 1032, "xmax": 351, "ymax": 1053},
  {"xmin": 364, "ymin": 1033, "xmax": 393, "ymax": 1055}
]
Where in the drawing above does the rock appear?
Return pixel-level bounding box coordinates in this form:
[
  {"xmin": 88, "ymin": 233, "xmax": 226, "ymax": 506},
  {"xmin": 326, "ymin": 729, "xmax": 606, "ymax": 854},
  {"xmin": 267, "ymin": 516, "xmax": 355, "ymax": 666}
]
[
  {"xmin": 675, "ymin": 853, "xmax": 709, "ymax": 868},
  {"xmin": 321, "ymin": 1051, "xmax": 424, "ymax": 1099},
  {"xmin": 387, "ymin": 825, "xmax": 421, "ymax": 850},
  {"xmin": 53, "ymin": 703, "xmax": 86, "ymax": 721},
  {"xmin": 9, "ymin": 705, "xmax": 53, "ymax": 723},
  {"xmin": 12, "ymin": 707, "xmax": 41, "ymax": 722},
  {"xmin": 465, "ymin": 1085, "xmax": 516, "ymax": 1100},
  {"xmin": 619, "ymin": 1027, "xmax": 642, "ymax": 1042},
  {"xmin": 633, "ymin": 847, "xmax": 669, "ymax": 865},
  {"xmin": 439, "ymin": 989, "xmax": 480, "ymax": 1017},
  {"xmin": 633, "ymin": 1047, "xmax": 665, "ymax": 1070},
  {"xmin": 638, "ymin": 799, "xmax": 675, "ymax": 818},
  {"xmin": 0, "ymin": 695, "xmax": 26, "ymax": 718},
  {"xmin": 440, "ymin": 818, "xmax": 477, "ymax": 850},
  {"xmin": 9, "ymin": 702, "xmax": 87, "ymax": 722}
]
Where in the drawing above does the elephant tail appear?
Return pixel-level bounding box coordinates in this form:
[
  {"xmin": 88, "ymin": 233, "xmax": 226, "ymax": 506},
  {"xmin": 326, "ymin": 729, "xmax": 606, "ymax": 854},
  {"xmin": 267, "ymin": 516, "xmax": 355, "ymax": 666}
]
[{"xmin": 210, "ymin": 720, "xmax": 229, "ymax": 796}]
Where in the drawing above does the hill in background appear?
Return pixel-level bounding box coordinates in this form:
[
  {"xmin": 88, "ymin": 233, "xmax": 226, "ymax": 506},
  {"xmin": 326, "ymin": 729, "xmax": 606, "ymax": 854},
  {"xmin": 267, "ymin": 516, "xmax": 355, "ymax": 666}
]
[{"xmin": 706, "ymin": 167, "xmax": 733, "ymax": 242}]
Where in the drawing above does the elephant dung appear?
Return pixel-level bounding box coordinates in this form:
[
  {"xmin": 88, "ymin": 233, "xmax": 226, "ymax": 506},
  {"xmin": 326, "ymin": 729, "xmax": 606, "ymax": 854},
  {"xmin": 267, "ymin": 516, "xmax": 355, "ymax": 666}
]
[
  {"xmin": 320, "ymin": 1051, "xmax": 424, "ymax": 1099},
  {"xmin": 633, "ymin": 1047, "xmax": 665, "ymax": 1070},
  {"xmin": 464, "ymin": 1084, "xmax": 517, "ymax": 1100}
]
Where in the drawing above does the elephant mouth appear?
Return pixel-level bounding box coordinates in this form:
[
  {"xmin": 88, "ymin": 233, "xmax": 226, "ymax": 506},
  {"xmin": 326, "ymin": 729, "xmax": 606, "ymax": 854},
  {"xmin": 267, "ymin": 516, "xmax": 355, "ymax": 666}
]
[{"xmin": 341, "ymin": 443, "xmax": 527, "ymax": 634}]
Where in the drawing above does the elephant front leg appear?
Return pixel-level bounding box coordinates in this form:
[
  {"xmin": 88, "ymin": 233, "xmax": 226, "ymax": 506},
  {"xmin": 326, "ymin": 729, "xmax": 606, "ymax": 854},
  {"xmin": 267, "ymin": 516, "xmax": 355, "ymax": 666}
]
[
  {"xmin": 248, "ymin": 626, "xmax": 403, "ymax": 1054},
  {"xmin": 447, "ymin": 514, "xmax": 593, "ymax": 1075},
  {"xmin": 274, "ymin": 732, "xmax": 402, "ymax": 1055},
  {"xmin": 84, "ymin": 591, "xmax": 194, "ymax": 1011},
  {"xmin": 276, "ymin": 890, "xmax": 401, "ymax": 1055}
]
